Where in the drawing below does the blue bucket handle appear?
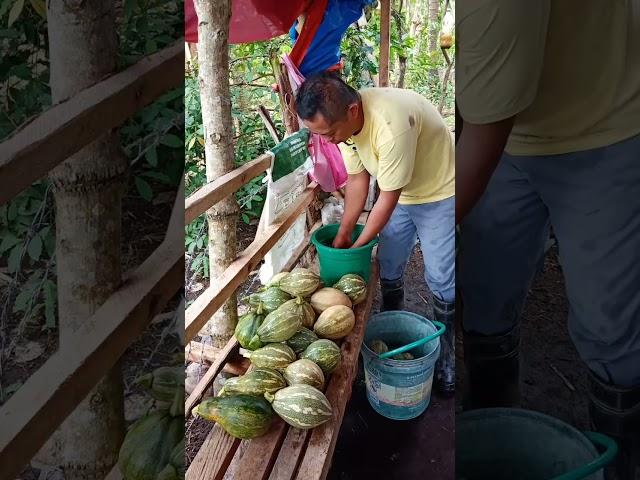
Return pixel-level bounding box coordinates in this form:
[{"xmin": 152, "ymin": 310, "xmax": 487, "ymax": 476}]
[
  {"xmin": 377, "ymin": 320, "xmax": 446, "ymax": 360},
  {"xmin": 550, "ymin": 432, "xmax": 618, "ymax": 480}
]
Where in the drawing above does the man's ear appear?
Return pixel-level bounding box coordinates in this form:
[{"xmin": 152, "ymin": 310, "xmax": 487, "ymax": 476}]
[{"xmin": 347, "ymin": 102, "xmax": 359, "ymax": 119}]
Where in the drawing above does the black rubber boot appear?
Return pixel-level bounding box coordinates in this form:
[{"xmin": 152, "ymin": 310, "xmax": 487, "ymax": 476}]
[
  {"xmin": 433, "ymin": 296, "xmax": 455, "ymax": 396},
  {"xmin": 380, "ymin": 278, "xmax": 404, "ymax": 312},
  {"xmin": 588, "ymin": 371, "xmax": 640, "ymax": 480},
  {"xmin": 462, "ymin": 325, "xmax": 521, "ymax": 410}
]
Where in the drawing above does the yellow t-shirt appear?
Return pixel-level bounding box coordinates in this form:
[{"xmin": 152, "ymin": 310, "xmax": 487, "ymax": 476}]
[
  {"xmin": 339, "ymin": 88, "xmax": 455, "ymax": 205},
  {"xmin": 457, "ymin": 0, "xmax": 640, "ymax": 156}
]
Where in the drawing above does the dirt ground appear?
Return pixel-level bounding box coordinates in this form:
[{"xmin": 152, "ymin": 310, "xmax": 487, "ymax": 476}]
[
  {"xmin": 455, "ymin": 244, "xmax": 590, "ymax": 428},
  {"xmin": 328, "ymin": 246, "xmax": 455, "ymax": 480}
]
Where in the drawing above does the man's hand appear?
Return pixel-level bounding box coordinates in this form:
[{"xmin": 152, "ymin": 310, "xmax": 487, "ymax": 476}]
[
  {"xmin": 332, "ymin": 230, "xmax": 353, "ymax": 248},
  {"xmin": 333, "ymin": 171, "xmax": 370, "ymax": 249},
  {"xmin": 351, "ymin": 189, "xmax": 401, "ymax": 248}
]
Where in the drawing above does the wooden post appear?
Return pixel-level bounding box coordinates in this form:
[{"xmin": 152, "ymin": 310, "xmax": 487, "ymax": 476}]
[
  {"xmin": 193, "ymin": 0, "xmax": 239, "ymax": 346},
  {"xmin": 379, "ymin": 0, "xmax": 391, "ymax": 87}
]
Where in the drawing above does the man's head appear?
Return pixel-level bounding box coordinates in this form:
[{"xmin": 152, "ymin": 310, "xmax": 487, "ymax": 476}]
[{"xmin": 295, "ymin": 72, "xmax": 363, "ymax": 144}]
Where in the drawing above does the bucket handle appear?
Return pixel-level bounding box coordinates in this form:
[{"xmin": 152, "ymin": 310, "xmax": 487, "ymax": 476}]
[
  {"xmin": 377, "ymin": 320, "xmax": 446, "ymax": 360},
  {"xmin": 550, "ymin": 432, "xmax": 618, "ymax": 480}
]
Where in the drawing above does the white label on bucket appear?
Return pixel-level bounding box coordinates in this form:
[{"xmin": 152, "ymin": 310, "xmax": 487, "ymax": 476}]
[{"xmin": 365, "ymin": 371, "xmax": 433, "ymax": 407}]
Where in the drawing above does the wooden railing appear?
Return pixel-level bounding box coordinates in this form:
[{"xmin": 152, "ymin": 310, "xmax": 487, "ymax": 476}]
[
  {"xmin": 0, "ymin": 40, "xmax": 184, "ymax": 480},
  {"xmin": 183, "ymin": 146, "xmax": 320, "ymax": 414}
]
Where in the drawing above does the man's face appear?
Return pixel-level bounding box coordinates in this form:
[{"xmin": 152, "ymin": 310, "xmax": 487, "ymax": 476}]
[{"xmin": 302, "ymin": 103, "xmax": 359, "ymax": 144}]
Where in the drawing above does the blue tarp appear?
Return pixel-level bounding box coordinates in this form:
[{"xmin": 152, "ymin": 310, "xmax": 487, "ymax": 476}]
[{"xmin": 290, "ymin": 0, "xmax": 374, "ymax": 76}]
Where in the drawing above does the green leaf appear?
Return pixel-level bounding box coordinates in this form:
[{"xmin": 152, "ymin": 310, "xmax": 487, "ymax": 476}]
[
  {"xmin": 1, "ymin": 381, "xmax": 23, "ymax": 402},
  {"xmin": 242, "ymin": 213, "xmax": 250, "ymax": 224},
  {"xmin": 145, "ymin": 146, "xmax": 158, "ymax": 167},
  {"xmin": 8, "ymin": 0, "xmax": 25, "ymax": 27},
  {"xmin": 124, "ymin": 0, "xmax": 137, "ymax": 21},
  {"xmin": 28, "ymin": 0, "xmax": 45, "ymax": 18},
  {"xmin": 13, "ymin": 288, "xmax": 32, "ymax": 313},
  {"xmin": 160, "ymin": 134, "xmax": 182, "ymax": 148},
  {"xmin": 27, "ymin": 234, "xmax": 42, "ymax": 261},
  {"xmin": 7, "ymin": 244, "xmax": 22, "ymax": 273},
  {"xmin": 0, "ymin": 0, "xmax": 14, "ymax": 17},
  {"xmin": 10, "ymin": 64, "xmax": 31, "ymax": 79},
  {"xmin": 43, "ymin": 279, "xmax": 56, "ymax": 328},
  {"xmin": 7, "ymin": 201, "xmax": 18, "ymax": 221},
  {"xmin": 144, "ymin": 39, "xmax": 157, "ymax": 54},
  {"xmin": 0, "ymin": 233, "xmax": 20, "ymax": 254},
  {"xmin": 141, "ymin": 171, "xmax": 171, "ymax": 184},
  {"xmin": 190, "ymin": 254, "xmax": 203, "ymax": 272},
  {"xmin": 134, "ymin": 177, "xmax": 153, "ymax": 202},
  {"xmin": 45, "ymin": 230, "xmax": 55, "ymax": 257}
]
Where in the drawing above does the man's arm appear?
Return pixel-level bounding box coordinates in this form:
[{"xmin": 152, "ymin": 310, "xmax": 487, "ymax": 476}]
[
  {"xmin": 455, "ymin": 1, "xmax": 549, "ymax": 223},
  {"xmin": 455, "ymin": 117, "xmax": 514, "ymax": 224},
  {"xmin": 333, "ymin": 170, "xmax": 370, "ymax": 248},
  {"xmin": 351, "ymin": 188, "xmax": 401, "ymax": 248}
]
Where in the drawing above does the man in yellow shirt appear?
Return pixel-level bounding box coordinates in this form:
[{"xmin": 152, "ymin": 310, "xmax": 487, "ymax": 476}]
[
  {"xmin": 456, "ymin": 1, "xmax": 640, "ymax": 478},
  {"xmin": 295, "ymin": 73, "xmax": 456, "ymax": 395}
]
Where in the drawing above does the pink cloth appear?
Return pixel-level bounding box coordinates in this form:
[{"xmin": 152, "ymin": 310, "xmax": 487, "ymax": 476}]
[{"xmin": 281, "ymin": 54, "xmax": 348, "ymax": 192}]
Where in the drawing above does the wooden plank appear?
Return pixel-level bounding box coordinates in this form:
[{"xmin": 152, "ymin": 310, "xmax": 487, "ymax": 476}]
[
  {"xmin": 232, "ymin": 418, "xmax": 289, "ymax": 480},
  {"xmin": 186, "ymin": 423, "xmax": 241, "ymax": 480},
  {"xmin": 0, "ymin": 235, "xmax": 183, "ymax": 480},
  {"xmin": 185, "ymin": 183, "xmax": 319, "ymax": 342},
  {"xmin": 222, "ymin": 441, "xmax": 250, "ymax": 480},
  {"xmin": 186, "ymin": 341, "xmax": 250, "ymax": 376},
  {"xmin": 268, "ymin": 428, "xmax": 312, "ymax": 480},
  {"xmin": 186, "ymin": 336, "xmax": 238, "ymax": 416},
  {"xmin": 186, "ymin": 341, "xmax": 221, "ymax": 363},
  {"xmin": 165, "ymin": 180, "xmax": 185, "ymax": 243},
  {"xmin": 282, "ymin": 220, "xmax": 321, "ymax": 272},
  {"xmin": 185, "ymin": 154, "xmax": 272, "ymax": 224},
  {"xmin": 379, "ymin": 0, "xmax": 391, "ymax": 87},
  {"xmin": 0, "ymin": 41, "xmax": 184, "ymax": 207},
  {"xmin": 295, "ymin": 261, "xmax": 379, "ymax": 480}
]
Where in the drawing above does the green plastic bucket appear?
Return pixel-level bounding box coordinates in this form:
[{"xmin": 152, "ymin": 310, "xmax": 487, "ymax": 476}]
[
  {"xmin": 456, "ymin": 408, "xmax": 618, "ymax": 480},
  {"xmin": 311, "ymin": 223, "xmax": 378, "ymax": 287},
  {"xmin": 361, "ymin": 311, "xmax": 441, "ymax": 420}
]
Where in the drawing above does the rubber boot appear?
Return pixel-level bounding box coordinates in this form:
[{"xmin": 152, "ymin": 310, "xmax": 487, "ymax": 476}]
[
  {"xmin": 462, "ymin": 325, "xmax": 521, "ymax": 410},
  {"xmin": 433, "ymin": 296, "xmax": 455, "ymax": 396},
  {"xmin": 380, "ymin": 278, "xmax": 404, "ymax": 312},
  {"xmin": 588, "ymin": 371, "xmax": 640, "ymax": 480}
]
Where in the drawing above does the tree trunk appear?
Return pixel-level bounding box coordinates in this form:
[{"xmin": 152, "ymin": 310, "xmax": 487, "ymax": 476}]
[
  {"xmin": 35, "ymin": 1, "xmax": 126, "ymax": 477},
  {"xmin": 270, "ymin": 53, "xmax": 299, "ymax": 135},
  {"xmin": 409, "ymin": 0, "xmax": 423, "ymax": 40},
  {"xmin": 194, "ymin": 0, "xmax": 239, "ymax": 346},
  {"xmin": 427, "ymin": 0, "xmax": 441, "ymax": 82},
  {"xmin": 379, "ymin": 0, "xmax": 391, "ymax": 87},
  {"xmin": 428, "ymin": 0, "xmax": 440, "ymax": 52},
  {"xmin": 395, "ymin": 0, "xmax": 407, "ymax": 88}
]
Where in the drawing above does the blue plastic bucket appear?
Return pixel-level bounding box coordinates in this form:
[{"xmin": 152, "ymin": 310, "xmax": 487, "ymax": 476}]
[
  {"xmin": 361, "ymin": 311, "xmax": 441, "ymax": 420},
  {"xmin": 456, "ymin": 408, "xmax": 618, "ymax": 480}
]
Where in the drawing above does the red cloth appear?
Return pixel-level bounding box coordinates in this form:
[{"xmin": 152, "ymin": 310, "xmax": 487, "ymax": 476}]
[{"xmin": 185, "ymin": 0, "xmax": 310, "ymax": 45}]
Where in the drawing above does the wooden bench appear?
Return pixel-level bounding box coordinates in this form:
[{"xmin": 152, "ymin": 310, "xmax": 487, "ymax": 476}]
[{"xmin": 185, "ymin": 259, "xmax": 378, "ymax": 480}]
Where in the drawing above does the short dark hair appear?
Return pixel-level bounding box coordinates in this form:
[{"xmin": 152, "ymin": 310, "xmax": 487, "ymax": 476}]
[{"xmin": 295, "ymin": 72, "xmax": 360, "ymax": 123}]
